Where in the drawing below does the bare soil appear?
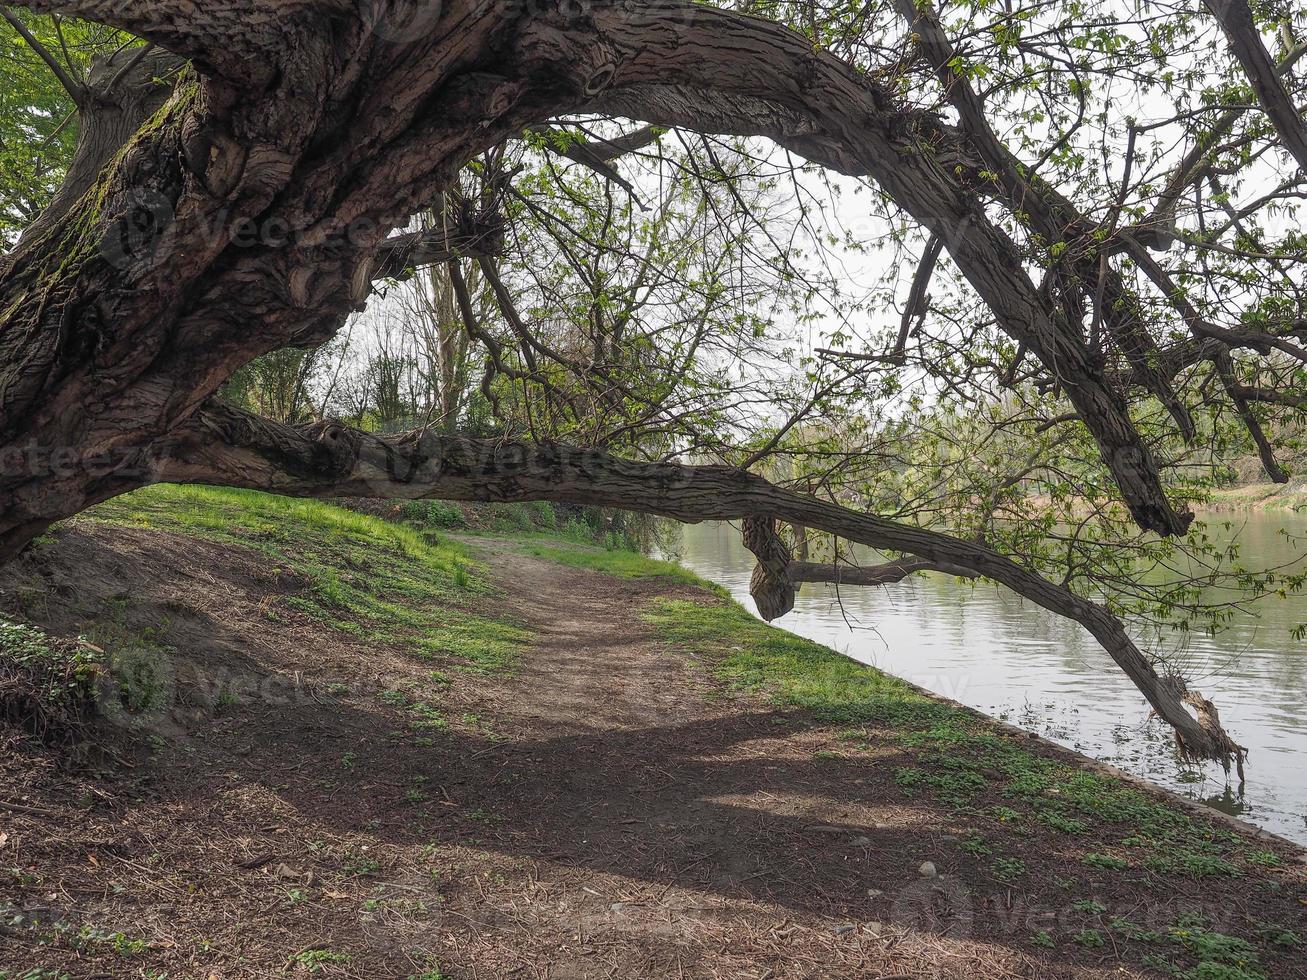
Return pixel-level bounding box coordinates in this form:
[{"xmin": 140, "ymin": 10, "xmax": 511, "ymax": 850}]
[{"xmin": 1, "ymin": 523, "xmax": 1304, "ymax": 979}]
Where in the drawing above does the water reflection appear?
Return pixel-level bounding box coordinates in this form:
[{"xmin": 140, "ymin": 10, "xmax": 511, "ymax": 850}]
[{"xmin": 668, "ymin": 515, "xmax": 1307, "ymax": 844}]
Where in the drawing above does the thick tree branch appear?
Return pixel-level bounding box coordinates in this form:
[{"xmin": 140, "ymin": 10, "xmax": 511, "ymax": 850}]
[
  {"xmin": 1204, "ymin": 0, "xmax": 1307, "ymax": 174},
  {"xmin": 583, "ymin": 1, "xmax": 1191, "ymax": 536},
  {"xmin": 3, "ymin": 0, "xmax": 307, "ymax": 81}
]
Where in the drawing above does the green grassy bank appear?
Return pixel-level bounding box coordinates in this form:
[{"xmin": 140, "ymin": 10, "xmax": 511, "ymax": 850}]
[{"xmin": 2, "ymin": 493, "xmax": 1303, "ymax": 980}]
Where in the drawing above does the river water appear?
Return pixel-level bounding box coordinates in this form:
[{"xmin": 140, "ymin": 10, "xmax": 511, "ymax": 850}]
[{"xmin": 667, "ymin": 514, "xmax": 1307, "ymax": 845}]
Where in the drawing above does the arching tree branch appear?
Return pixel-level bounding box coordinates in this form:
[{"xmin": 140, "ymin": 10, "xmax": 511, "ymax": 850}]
[
  {"xmin": 151, "ymin": 402, "xmax": 1244, "ymax": 769},
  {"xmin": 581, "ymin": 1, "xmax": 1191, "ymax": 536},
  {"xmin": 4, "ymin": 0, "xmax": 297, "ymax": 81}
]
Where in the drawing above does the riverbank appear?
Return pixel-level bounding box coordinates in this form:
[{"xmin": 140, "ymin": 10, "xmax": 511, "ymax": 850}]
[
  {"xmin": 1, "ymin": 488, "xmax": 1304, "ymax": 978},
  {"xmin": 1202, "ymin": 483, "xmax": 1307, "ymax": 512}
]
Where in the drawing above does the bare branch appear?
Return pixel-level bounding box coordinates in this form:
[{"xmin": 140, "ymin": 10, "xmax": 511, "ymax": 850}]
[{"xmin": 1, "ymin": 8, "xmax": 86, "ymax": 106}]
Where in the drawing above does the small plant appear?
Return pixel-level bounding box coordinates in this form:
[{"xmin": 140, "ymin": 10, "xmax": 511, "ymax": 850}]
[
  {"xmin": 1031, "ymin": 930, "xmax": 1055, "ymax": 948},
  {"xmin": 214, "ymin": 688, "xmax": 239, "ymax": 715},
  {"xmin": 290, "ymin": 949, "xmax": 350, "ymax": 973},
  {"xmin": 1073, "ymin": 929, "xmax": 1106, "ymax": 948},
  {"xmin": 990, "ymin": 857, "xmax": 1026, "ymax": 881},
  {"xmin": 1073, "ymin": 899, "xmax": 1107, "ymax": 915}
]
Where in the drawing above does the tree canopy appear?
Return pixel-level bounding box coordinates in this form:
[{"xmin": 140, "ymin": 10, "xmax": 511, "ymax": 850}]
[{"xmin": 1, "ymin": 0, "xmax": 1305, "ymax": 767}]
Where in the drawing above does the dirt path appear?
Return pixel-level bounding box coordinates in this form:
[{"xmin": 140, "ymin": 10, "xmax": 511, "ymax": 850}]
[
  {"xmin": 463, "ymin": 537, "xmax": 714, "ymax": 735},
  {"xmin": 1, "ymin": 524, "xmax": 1304, "ymax": 979}
]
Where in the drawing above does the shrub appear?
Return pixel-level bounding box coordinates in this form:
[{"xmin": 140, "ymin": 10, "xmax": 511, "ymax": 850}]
[{"xmin": 0, "ymin": 619, "xmax": 103, "ymax": 744}]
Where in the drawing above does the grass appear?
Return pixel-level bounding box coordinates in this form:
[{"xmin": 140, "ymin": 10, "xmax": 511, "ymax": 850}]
[
  {"xmin": 85, "ymin": 486, "xmax": 529, "ymax": 676},
  {"xmin": 629, "ymin": 584, "xmax": 1291, "ymax": 976},
  {"xmin": 523, "ymin": 540, "xmax": 707, "ymax": 586}
]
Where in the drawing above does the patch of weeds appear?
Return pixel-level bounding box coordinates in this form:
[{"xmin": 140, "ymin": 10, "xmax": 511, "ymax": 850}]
[
  {"xmin": 289, "ymin": 949, "xmax": 350, "ymax": 973},
  {"xmin": 1145, "ymin": 852, "xmax": 1241, "ymax": 878},
  {"xmin": 58, "ymin": 925, "xmax": 150, "ymax": 956},
  {"xmin": 1170, "ymin": 925, "xmax": 1260, "ymax": 967},
  {"xmin": 1082, "ymin": 852, "xmax": 1130, "ymax": 871},
  {"xmin": 1037, "ymin": 809, "xmax": 1088, "ymax": 834},
  {"xmin": 1178, "ymin": 966, "xmax": 1266, "ymax": 980},
  {"xmin": 990, "ymin": 857, "xmax": 1026, "ymax": 882},
  {"xmin": 960, "ymin": 834, "xmax": 992, "ymax": 856},
  {"xmin": 1154, "ymin": 915, "xmax": 1268, "ymax": 978},
  {"xmin": 1243, "ymin": 850, "xmax": 1280, "ymax": 868},
  {"xmin": 378, "ymin": 689, "xmax": 448, "ymax": 732},
  {"xmin": 1253, "ymin": 923, "xmax": 1300, "ymax": 947},
  {"xmin": 1073, "ymin": 899, "xmax": 1107, "ymax": 915},
  {"xmin": 341, "ymin": 851, "xmax": 381, "ymax": 876},
  {"xmin": 1030, "ymin": 930, "xmax": 1055, "ymax": 948},
  {"xmin": 1110, "ymin": 916, "xmax": 1163, "ymax": 942},
  {"xmin": 1073, "ymin": 929, "xmax": 1106, "ymax": 948}
]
